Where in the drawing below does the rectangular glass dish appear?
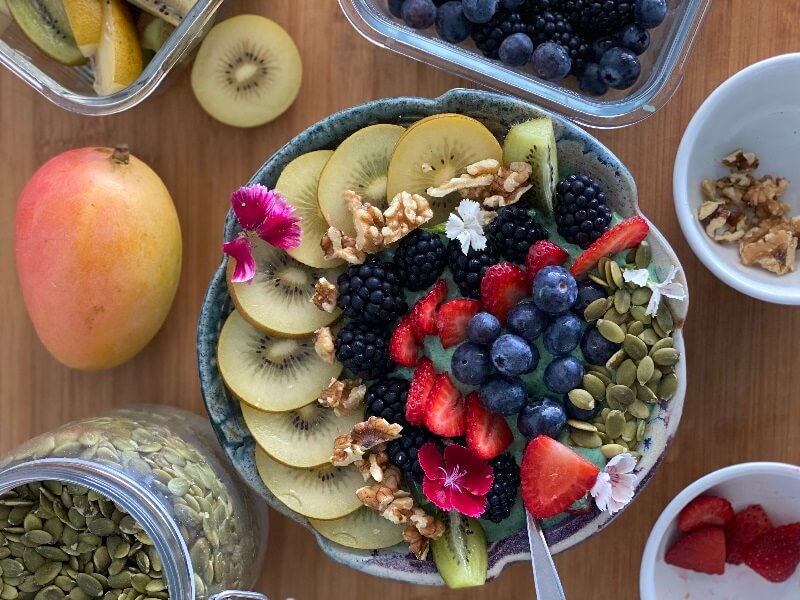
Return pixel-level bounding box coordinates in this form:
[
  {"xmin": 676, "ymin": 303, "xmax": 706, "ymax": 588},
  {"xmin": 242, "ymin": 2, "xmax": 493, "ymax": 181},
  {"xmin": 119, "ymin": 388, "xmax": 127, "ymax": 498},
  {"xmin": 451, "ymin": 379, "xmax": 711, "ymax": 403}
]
[
  {"xmin": 0, "ymin": 0, "xmax": 224, "ymax": 116},
  {"xmin": 339, "ymin": 0, "xmax": 712, "ymax": 128}
]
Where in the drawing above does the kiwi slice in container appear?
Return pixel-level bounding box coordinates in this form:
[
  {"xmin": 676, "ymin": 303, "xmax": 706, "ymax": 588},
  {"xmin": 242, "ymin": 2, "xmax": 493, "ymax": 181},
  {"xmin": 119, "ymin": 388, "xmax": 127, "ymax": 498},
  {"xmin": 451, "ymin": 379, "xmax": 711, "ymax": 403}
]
[
  {"xmin": 7, "ymin": 0, "xmax": 87, "ymax": 65},
  {"xmin": 431, "ymin": 510, "xmax": 488, "ymax": 589}
]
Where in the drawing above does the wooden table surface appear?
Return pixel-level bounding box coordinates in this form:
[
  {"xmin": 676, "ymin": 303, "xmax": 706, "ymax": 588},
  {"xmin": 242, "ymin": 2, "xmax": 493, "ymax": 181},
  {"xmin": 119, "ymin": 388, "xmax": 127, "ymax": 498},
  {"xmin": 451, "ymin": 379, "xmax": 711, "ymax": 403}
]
[{"xmin": 1, "ymin": 1, "xmax": 799, "ymax": 598}]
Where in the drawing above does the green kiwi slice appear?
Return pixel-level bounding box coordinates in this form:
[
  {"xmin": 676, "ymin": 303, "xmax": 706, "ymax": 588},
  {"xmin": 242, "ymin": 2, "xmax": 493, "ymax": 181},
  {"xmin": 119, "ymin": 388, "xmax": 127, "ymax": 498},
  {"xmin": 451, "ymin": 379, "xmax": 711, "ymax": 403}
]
[
  {"xmin": 431, "ymin": 510, "xmax": 488, "ymax": 588},
  {"xmin": 309, "ymin": 507, "xmax": 405, "ymax": 550},
  {"xmin": 7, "ymin": 0, "xmax": 87, "ymax": 66}
]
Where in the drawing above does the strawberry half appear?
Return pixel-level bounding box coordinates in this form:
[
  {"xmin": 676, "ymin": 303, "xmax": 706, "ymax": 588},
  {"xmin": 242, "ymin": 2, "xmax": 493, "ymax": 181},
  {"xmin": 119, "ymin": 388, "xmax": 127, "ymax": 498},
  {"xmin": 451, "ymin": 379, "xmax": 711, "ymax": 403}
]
[
  {"xmin": 424, "ymin": 372, "xmax": 467, "ymax": 437},
  {"xmin": 525, "ymin": 240, "xmax": 569, "ymax": 285},
  {"xmin": 389, "ymin": 317, "xmax": 420, "ymax": 367},
  {"xmin": 520, "ymin": 435, "xmax": 600, "ymax": 519},
  {"xmin": 410, "ymin": 279, "xmax": 448, "ymax": 343},
  {"xmin": 744, "ymin": 523, "xmax": 800, "ymax": 582},
  {"xmin": 665, "ymin": 527, "xmax": 726, "ymax": 575},
  {"xmin": 436, "ymin": 298, "xmax": 481, "ymax": 348},
  {"xmin": 465, "ymin": 392, "xmax": 513, "ymax": 460},
  {"xmin": 570, "ymin": 216, "xmax": 650, "ymax": 278},
  {"xmin": 406, "ymin": 357, "xmax": 436, "ymax": 426},
  {"xmin": 726, "ymin": 504, "xmax": 774, "ymax": 565},
  {"xmin": 480, "ymin": 263, "xmax": 528, "ymax": 324},
  {"xmin": 678, "ymin": 495, "xmax": 735, "ymax": 534}
]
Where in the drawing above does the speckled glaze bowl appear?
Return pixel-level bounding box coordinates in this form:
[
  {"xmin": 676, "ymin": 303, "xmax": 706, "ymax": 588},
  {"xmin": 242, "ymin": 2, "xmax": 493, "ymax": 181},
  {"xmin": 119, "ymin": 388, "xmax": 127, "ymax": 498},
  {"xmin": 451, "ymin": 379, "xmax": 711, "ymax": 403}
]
[{"xmin": 197, "ymin": 89, "xmax": 689, "ymax": 585}]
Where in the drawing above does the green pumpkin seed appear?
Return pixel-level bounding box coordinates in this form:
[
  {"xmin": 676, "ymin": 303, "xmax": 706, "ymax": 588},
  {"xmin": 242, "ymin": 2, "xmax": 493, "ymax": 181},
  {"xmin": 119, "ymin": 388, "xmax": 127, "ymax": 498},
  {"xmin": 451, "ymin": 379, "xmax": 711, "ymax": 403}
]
[
  {"xmin": 659, "ymin": 373, "xmax": 679, "ymax": 400},
  {"xmin": 22, "ymin": 531, "xmax": 53, "ymax": 547},
  {"xmin": 627, "ymin": 320, "xmax": 645, "ymax": 336},
  {"xmin": 602, "ymin": 307, "xmax": 628, "ymax": 325},
  {"xmin": 601, "ymin": 444, "xmax": 627, "ymax": 458},
  {"xmin": 621, "ymin": 420, "xmax": 638, "ymax": 442},
  {"xmin": 74, "ymin": 574, "xmax": 102, "ymax": 598},
  {"xmin": 635, "ymin": 243, "xmax": 651, "ymax": 269},
  {"xmin": 91, "ymin": 548, "xmax": 109, "ymax": 574},
  {"xmin": 67, "ymin": 586, "xmax": 90, "ymax": 600},
  {"xmin": 636, "ymin": 382, "xmax": 658, "ymax": 404},
  {"xmin": 105, "ymin": 572, "xmax": 130, "ymax": 591},
  {"xmin": 605, "ymin": 349, "xmax": 627, "ymax": 370},
  {"xmin": 652, "ymin": 348, "xmax": 680, "ymax": 366},
  {"xmin": 613, "ymin": 289, "xmax": 631, "ymax": 314},
  {"xmin": 638, "ymin": 328, "xmax": 661, "ymax": 347},
  {"xmin": 588, "ymin": 368, "xmax": 612, "ymax": 386},
  {"xmin": 34, "ymin": 586, "xmax": 64, "ymax": 600},
  {"xmin": 637, "ymin": 356, "xmax": 655, "ymax": 385},
  {"xmin": 607, "ymin": 384, "xmax": 635, "ymax": 407},
  {"xmin": 33, "ymin": 563, "xmax": 61, "ymax": 587},
  {"xmin": 623, "ymin": 334, "xmax": 647, "ymax": 361},
  {"xmin": 609, "ymin": 261, "xmax": 623, "ymax": 289},
  {"xmin": 588, "ymin": 273, "xmax": 608, "ymax": 288},
  {"xmin": 1, "ymin": 585, "xmax": 18, "ymax": 600},
  {"xmin": 570, "ymin": 430, "xmax": 603, "ymax": 449},
  {"xmin": 53, "ymin": 578, "xmax": 73, "ymax": 593},
  {"xmin": 604, "ymin": 410, "xmax": 626, "ymax": 439},
  {"xmin": 2, "ymin": 560, "xmax": 25, "ymax": 578},
  {"xmin": 627, "ymin": 400, "xmax": 651, "ymax": 419},
  {"xmin": 584, "ymin": 298, "xmax": 610, "ymax": 322},
  {"xmin": 85, "ymin": 520, "xmax": 114, "ymax": 538},
  {"xmin": 631, "ymin": 287, "xmax": 652, "ymax": 306},
  {"xmin": 567, "ymin": 389, "xmax": 595, "ymax": 411},
  {"xmin": 582, "ymin": 374, "xmax": 607, "ymax": 401},
  {"xmin": 23, "ymin": 549, "xmax": 46, "ymax": 573},
  {"xmin": 615, "ymin": 359, "xmax": 637, "ymax": 387},
  {"xmin": 656, "ymin": 304, "xmax": 674, "ymax": 333},
  {"xmin": 649, "ymin": 337, "xmax": 674, "ymax": 354},
  {"xmin": 130, "ymin": 574, "xmax": 150, "ymax": 594},
  {"xmin": 629, "ymin": 305, "xmax": 652, "ymax": 324},
  {"xmin": 636, "ymin": 419, "xmax": 647, "ymax": 441},
  {"xmin": 567, "ymin": 420, "xmax": 597, "ymax": 432}
]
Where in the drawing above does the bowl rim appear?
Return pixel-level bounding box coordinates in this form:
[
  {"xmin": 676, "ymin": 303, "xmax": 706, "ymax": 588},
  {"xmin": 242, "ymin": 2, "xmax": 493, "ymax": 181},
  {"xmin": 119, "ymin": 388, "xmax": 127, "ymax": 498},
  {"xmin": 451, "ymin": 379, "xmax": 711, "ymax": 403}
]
[
  {"xmin": 639, "ymin": 461, "xmax": 800, "ymax": 599},
  {"xmin": 673, "ymin": 52, "xmax": 800, "ymax": 305},
  {"xmin": 197, "ymin": 87, "xmax": 690, "ymax": 584}
]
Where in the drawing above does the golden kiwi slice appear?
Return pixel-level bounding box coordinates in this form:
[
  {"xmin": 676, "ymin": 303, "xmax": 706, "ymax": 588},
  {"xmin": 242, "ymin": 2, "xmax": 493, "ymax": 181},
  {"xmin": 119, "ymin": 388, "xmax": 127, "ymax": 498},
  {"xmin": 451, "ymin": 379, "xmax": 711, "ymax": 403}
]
[{"xmin": 309, "ymin": 507, "xmax": 405, "ymax": 550}]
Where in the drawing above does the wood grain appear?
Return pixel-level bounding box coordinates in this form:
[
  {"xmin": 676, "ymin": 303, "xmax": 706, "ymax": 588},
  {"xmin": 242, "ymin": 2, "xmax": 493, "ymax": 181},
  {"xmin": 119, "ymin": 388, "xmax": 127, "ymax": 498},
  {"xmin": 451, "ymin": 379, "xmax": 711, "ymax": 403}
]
[{"xmin": 1, "ymin": 1, "xmax": 799, "ymax": 598}]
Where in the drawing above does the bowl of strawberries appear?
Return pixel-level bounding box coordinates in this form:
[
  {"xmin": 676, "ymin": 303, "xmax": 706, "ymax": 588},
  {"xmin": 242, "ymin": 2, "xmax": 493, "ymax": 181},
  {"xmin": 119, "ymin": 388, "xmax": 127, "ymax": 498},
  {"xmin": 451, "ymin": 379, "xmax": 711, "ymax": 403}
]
[{"xmin": 198, "ymin": 88, "xmax": 689, "ymax": 586}]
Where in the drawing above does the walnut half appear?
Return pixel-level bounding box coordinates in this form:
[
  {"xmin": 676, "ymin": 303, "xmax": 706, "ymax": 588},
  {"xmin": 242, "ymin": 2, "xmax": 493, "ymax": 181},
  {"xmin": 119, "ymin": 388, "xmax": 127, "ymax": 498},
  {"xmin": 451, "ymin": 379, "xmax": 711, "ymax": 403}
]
[{"xmin": 381, "ymin": 192, "xmax": 433, "ymax": 244}]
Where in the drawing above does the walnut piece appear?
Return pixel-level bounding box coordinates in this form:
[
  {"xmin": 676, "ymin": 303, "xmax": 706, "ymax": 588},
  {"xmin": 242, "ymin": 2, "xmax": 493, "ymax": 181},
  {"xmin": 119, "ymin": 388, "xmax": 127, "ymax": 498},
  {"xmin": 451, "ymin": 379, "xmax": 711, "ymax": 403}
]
[
  {"xmin": 345, "ymin": 190, "xmax": 385, "ymax": 253},
  {"xmin": 742, "ymin": 176, "xmax": 789, "ymax": 218},
  {"xmin": 381, "ymin": 192, "xmax": 434, "ymax": 244},
  {"xmin": 426, "ymin": 159, "xmax": 499, "ymax": 197},
  {"xmin": 425, "ymin": 158, "xmax": 533, "ymax": 209},
  {"xmin": 739, "ymin": 218, "xmax": 800, "ymax": 275},
  {"xmin": 330, "ymin": 417, "xmax": 402, "ymax": 467},
  {"xmin": 356, "ymin": 451, "xmax": 390, "ymax": 482},
  {"xmin": 311, "ymin": 277, "xmax": 339, "ymax": 313},
  {"xmin": 318, "ymin": 377, "xmax": 365, "ymax": 416},
  {"xmin": 482, "ymin": 162, "xmax": 534, "ymax": 209},
  {"xmin": 403, "ymin": 527, "xmax": 431, "ymax": 561},
  {"xmin": 312, "ymin": 327, "xmax": 336, "ymax": 364},
  {"xmin": 320, "ymin": 227, "xmax": 366, "ymax": 264},
  {"xmin": 722, "ymin": 149, "xmax": 759, "ymax": 173}
]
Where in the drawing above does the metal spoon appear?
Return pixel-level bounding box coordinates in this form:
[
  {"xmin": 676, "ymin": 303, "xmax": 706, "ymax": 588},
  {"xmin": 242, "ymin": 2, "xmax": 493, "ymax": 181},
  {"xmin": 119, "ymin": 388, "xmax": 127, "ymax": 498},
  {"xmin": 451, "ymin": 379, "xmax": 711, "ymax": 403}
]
[{"xmin": 526, "ymin": 511, "xmax": 566, "ymax": 600}]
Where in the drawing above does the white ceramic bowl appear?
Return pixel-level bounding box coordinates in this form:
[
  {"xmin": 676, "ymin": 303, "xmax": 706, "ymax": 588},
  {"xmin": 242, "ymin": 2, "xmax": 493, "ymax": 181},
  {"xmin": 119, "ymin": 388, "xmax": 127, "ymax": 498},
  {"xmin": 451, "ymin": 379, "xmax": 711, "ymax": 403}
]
[
  {"xmin": 640, "ymin": 462, "xmax": 800, "ymax": 599},
  {"xmin": 674, "ymin": 53, "xmax": 800, "ymax": 304}
]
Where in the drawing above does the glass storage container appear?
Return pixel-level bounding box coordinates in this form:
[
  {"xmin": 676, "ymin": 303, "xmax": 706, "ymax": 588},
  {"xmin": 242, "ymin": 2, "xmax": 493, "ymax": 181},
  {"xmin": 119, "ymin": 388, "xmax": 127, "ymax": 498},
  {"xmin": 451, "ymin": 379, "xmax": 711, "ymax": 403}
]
[
  {"xmin": 339, "ymin": 0, "xmax": 712, "ymax": 128},
  {"xmin": 0, "ymin": 1, "xmax": 224, "ymax": 116},
  {"xmin": 0, "ymin": 406, "xmax": 268, "ymax": 600}
]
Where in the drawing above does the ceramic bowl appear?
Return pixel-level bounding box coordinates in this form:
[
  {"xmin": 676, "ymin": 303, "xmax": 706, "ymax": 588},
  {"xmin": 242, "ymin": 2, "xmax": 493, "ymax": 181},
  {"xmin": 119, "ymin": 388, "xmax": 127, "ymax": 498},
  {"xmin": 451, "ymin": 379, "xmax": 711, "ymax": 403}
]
[
  {"xmin": 640, "ymin": 462, "xmax": 800, "ymax": 599},
  {"xmin": 197, "ymin": 89, "xmax": 690, "ymax": 585},
  {"xmin": 674, "ymin": 53, "xmax": 800, "ymax": 304}
]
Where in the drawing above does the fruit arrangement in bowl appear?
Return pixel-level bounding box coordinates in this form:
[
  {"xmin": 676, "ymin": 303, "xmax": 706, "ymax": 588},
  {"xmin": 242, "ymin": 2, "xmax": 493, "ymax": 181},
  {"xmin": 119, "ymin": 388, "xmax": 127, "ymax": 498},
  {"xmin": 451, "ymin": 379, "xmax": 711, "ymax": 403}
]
[{"xmin": 197, "ymin": 89, "xmax": 689, "ymax": 586}]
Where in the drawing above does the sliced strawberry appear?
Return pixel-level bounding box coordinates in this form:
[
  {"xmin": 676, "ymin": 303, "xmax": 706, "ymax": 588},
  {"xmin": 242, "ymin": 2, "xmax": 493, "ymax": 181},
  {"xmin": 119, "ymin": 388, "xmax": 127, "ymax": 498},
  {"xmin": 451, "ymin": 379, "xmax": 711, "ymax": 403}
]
[
  {"xmin": 520, "ymin": 435, "xmax": 600, "ymax": 519},
  {"xmin": 410, "ymin": 279, "xmax": 448, "ymax": 343},
  {"xmin": 726, "ymin": 504, "xmax": 774, "ymax": 565},
  {"xmin": 406, "ymin": 357, "xmax": 436, "ymax": 426},
  {"xmin": 678, "ymin": 495, "xmax": 735, "ymax": 534},
  {"xmin": 525, "ymin": 240, "xmax": 569, "ymax": 284},
  {"xmin": 436, "ymin": 299, "xmax": 481, "ymax": 348},
  {"xmin": 665, "ymin": 527, "xmax": 726, "ymax": 575},
  {"xmin": 570, "ymin": 216, "xmax": 650, "ymax": 278},
  {"xmin": 744, "ymin": 523, "xmax": 800, "ymax": 582},
  {"xmin": 389, "ymin": 317, "xmax": 420, "ymax": 367},
  {"xmin": 465, "ymin": 393, "xmax": 513, "ymax": 460},
  {"xmin": 424, "ymin": 372, "xmax": 466, "ymax": 437},
  {"xmin": 480, "ymin": 263, "xmax": 528, "ymax": 324}
]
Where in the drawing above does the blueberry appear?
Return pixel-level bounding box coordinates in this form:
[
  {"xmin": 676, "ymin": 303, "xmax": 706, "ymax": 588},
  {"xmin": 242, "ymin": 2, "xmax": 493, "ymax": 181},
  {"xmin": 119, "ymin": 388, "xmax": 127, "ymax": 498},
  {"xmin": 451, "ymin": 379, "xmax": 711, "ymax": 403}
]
[
  {"xmin": 517, "ymin": 397, "xmax": 567, "ymax": 439},
  {"xmin": 532, "ymin": 266, "xmax": 578, "ymax": 315},
  {"xmin": 579, "ymin": 63, "xmax": 608, "ymax": 96},
  {"xmin": 565, "ymin": 395, "xmax": 604, "ymax": 421},
  {"xmin": 580, "ymin": 326, "xmax": 620, "ymax": 366},
  {"xmin": 572, "ymin": 280, "xmax": 607, "ymax": 316},
  {"xmin": 452, "ymin": 342, "xmax": 492, "ymax": 386},
  {"xmin": 635, "ymin": 0, "xmax": 667, "ymax": 29},
  {"xmin": 500, "ymin": 0, "xmax": 526, "ymax": 8},
  {"xmin": 591, "ymin": 36, "xmax": 615, "ymax": 61},
  {"xmin": 435, "ymin": 1, "xmax": 471, "ymax": 43},
  {"xmin": 599, "ymin": 47, "xmax": 641, "ymax": 90},
  {"xmin": 543, "ymin": 356, "xmax": 584, "ymax": 394},
  {"xmin": 479, "ymin": 374, "xmax": 527, "ymax": 416},
  {"xmin": 531, "ymin": 42, "xmax": 571, "ymax": 82},
  {"xmin": 617, "ymin": 23, "xmax": 650, "ymax": 55},
  {"xmin": 388, "ymin": 0, "xmax": 406, "ymax": 18},
  {"xmin": 506, "ymin": 302, "xmax": 549, "ymax": 342},
  {"xmin": 401, "ymin": 0, "xmax": 436, "ymax": 28},
  {"xmin": 499, "ymin": 33, "xmax": 534, "ymax": 67},
  {"xmin": 462, "ymin": 0, "xmax": 499, "ymax": 24},
  {"xmin": 543, "ymin": 314, "xmax": 583, "ymax": 356},
  {"xmin": 467, "ymin": 312, "xmax": 502, "ymax": 345},
  {"xmin": 490, "ymin": 334, "xmax": 537, "ymax": 377}
]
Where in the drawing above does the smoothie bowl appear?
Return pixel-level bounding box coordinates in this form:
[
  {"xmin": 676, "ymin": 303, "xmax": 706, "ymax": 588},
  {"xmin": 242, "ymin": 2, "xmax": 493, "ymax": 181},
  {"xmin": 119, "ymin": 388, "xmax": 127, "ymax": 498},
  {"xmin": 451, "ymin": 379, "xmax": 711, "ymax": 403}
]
[{"xmin": 197, "ymin": 89, "xmax": 689, "ymax": 586}]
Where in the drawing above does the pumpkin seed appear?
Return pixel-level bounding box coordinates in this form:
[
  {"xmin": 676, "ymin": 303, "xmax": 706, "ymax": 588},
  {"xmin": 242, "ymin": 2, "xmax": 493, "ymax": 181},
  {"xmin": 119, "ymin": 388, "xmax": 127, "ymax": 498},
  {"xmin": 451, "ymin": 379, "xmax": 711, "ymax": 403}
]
[
  {"xmin": 605, "ymin": 349, "xmax": 627, "ymax": 370},
  {"xmin": 627, "ymin": 399, "xmax": 651, "ymax": 419},
  {"xmin": 616, "ymin": 359, "xmax": 637, "ymax": 387},
  {"xmin": 22, "ymin": 549, "xmax": 45, "ymax": 574},
  {"xmin": 637, "ymin": 356, "xmax": 655, "ymax": 385},
  {"xmin": 570, "ymin": 430, "xmax": 603, "ymax": 449},
  {"xmin": 621, "ymin": 421, "xmax": 638, "ymax": 442},
  {"xmin": 609, "ymin": 261, "xmax": 623, "ymax": 288},
  {"xmin": 584, "ymin": 298, "xmax": 610, "ymax": 322},
  {"xmin": 582, "ymin": 374, "xmax": 607, "ymax": 401},
  {"xmin": 588, "ymin": 367, "xmax": 612, "ymax": 386},
  {"xmin": 33, "ymin": 563, "xmax": 61, "ymax": 587},
  {"xmin": 636, "ymin": 382, "xmax": 658, "ymax": 403},
  {"xmin": 74, "ymin": 574, "xmax": 101, "ymax": 599},
  {"xmin": 631, "ymin": 287, "xmax": 652, "ymax": 306},
  {"xmin": 659, "ymin": 373, "xmax": 679, "ymax": 400},
  {"xmin": 635, "ymin": 242, "xmax": 651, "ymax": 269},
  {"xmin": 602, "ymin": 307, "xmax": 628, "ymax": 325},
  {"xmin": 588, "ymin": 273, "xmax": 608, "ymax": 288},
  {"xmin": 622, "ymin": 334, "xmax": 647, "ymax": 361},
  {"xmin": 85, "ymin": 520, "xmax": 114, "ymax": 538},
  {"xmin": 627, "ymin": 320, "xmax": 645, "ymax": 336},
  {"xmin": 601, "ymin": 444, "xmax": 627, "ymax": 458},
  {"xmin": 605, "ymin": 410, "xmax": 626, "ymax": 439},
  {"xmin": 607, "ymin": 384, "xmax": 635, "ymax": 407},
  {"xmin": 629, "ymin": 305, "xmax": 652, "ymax": 324},
  {"xmin": 636, "ymin": 419, "xmax": 647, "ymax": 441},
  {"xmin": 638, "ymin": 328, "xmax": 661, "ymax": 347},
  {"xmin": 652, "ymin": 348, "xmax": 680, "ymax": 366},
  {"xmin": 567, "ymin": 420, "xmax": 597, "ymax": 432},
  {"xmin": 567, "ymin": 389, "xmax": 595, "ymax": 411},
  {"xmin": 656, "ymin": 304, "xmax": 674, "ymax": 333},
  {"xmin": 34, "ymin": 586, "xmax": 64, "ymax": 600}
]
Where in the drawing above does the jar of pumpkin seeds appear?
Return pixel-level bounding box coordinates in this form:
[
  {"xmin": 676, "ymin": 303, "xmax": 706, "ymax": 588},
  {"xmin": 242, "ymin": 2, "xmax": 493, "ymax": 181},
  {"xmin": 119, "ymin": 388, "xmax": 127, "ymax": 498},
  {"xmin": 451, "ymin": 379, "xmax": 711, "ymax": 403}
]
[{"xmin": 0, "ymin": 406, "xmax": 268, "ymax": 600}]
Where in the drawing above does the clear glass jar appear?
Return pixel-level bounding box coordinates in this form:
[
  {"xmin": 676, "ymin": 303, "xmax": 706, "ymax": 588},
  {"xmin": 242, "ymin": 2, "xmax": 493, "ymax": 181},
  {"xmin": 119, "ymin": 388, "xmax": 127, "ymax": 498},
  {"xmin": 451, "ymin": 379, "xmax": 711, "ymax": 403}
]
[{"xmin": 0, "ymin": 406, "xmax": 268, "ymax": 600}]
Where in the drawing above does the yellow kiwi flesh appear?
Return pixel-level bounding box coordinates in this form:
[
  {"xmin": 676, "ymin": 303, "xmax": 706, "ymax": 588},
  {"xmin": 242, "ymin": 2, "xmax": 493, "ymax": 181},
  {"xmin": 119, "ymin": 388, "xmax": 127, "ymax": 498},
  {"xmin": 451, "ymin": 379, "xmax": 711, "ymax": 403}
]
[{"xmin": 309, "ymin": 508, "xmax": 405, "ymax": 550}]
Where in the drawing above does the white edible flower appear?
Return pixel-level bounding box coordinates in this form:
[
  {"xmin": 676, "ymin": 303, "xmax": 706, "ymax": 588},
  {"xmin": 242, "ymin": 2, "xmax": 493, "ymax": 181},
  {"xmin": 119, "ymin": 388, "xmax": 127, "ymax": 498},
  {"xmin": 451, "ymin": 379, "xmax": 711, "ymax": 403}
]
[
  {"xmin": 590, "ymin": 453, "xmax": 637, "ymax": 515},
  {"xmin": 623, "ymin": 266, "xmax": 687, "ymax": 317},
  {"xmin": 445, "ymin": 199, "xmax": 487, "ymax": 254}
]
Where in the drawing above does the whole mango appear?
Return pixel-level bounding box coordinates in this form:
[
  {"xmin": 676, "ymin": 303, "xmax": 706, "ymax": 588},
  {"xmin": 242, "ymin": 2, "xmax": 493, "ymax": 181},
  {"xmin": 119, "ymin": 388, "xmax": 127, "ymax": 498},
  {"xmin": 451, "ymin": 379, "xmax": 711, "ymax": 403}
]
[{"xmin": 15, "ymin": 145, "xmax": 182, "ymax": 370}]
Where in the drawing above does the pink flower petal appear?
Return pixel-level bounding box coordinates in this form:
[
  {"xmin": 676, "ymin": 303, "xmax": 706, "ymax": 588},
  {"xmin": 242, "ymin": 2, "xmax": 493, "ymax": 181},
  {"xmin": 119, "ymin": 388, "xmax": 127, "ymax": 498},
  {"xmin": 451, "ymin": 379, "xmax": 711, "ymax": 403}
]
[
  {"xmin": 418, "ymin": 443, "xmax": 444, "ymax": 481},
  {"xmin": 230, "ymin": 185, "xmax": 272, "ymax": 231},
  {"xmin": 256, "ymin": 190, "xmax": 302, "ymax": 250},
  {"xmin": 422, "ymin": 476, "xmax": 453, "ymax": 512},
  {"xmin": 223, "ymin": 237, "xmax": 256, "ymax": 283},
  {"xmin": 450, "ymin": 490, "xmax": 487, "ymax": 518},
  {"xmin": 443, "ymin": 444, "xmax": 494, "ymax": 496}
]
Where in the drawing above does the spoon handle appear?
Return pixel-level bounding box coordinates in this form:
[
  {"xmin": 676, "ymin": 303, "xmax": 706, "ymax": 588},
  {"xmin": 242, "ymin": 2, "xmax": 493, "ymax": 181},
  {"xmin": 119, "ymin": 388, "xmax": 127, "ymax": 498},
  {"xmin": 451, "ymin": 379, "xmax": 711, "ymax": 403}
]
[{"xmin": 526, "ymin": 511, "xmax": 566, "ymax": 600}]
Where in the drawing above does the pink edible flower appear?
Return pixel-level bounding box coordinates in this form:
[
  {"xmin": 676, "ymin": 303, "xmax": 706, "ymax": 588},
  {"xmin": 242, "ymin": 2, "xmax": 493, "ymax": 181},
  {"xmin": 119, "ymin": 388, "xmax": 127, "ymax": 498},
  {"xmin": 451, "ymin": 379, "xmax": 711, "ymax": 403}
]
[
  {"xmin": 590, "ymin": 453, "xmax": 637, "ymax": 515},
  {"xmin": 222, "ymin": 184, "xmax": 302, "ymax": 283},
  {"xmin": 418, "ymin": 442, "xmax": 494, "ymax": 518}
]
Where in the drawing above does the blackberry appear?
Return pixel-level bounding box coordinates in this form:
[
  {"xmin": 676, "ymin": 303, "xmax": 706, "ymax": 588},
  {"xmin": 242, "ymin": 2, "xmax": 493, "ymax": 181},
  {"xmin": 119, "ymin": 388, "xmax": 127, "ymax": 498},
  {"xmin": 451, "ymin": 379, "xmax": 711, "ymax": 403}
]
[
  {"xmin": 365, "ymin": 378, "xmax": 410, "ymax": 426},
  {"xmin": 561, "ymin": 0, "xmax": 634, "ymax": 35},
  {"xmin": 393, "ymin": 229, "xmax": 447, "ymax": 291},
  {"xmin": 483, "ymin": 453, "xmax": 521, "ymax": 523},
  {"xmin": 447, "ymin": 241, "xmax": 500, "ymax": 299},
  {"xmin": 488, "ymin": 205, "xmax": 549, "ymax": 263},
  {"xmin": 526, "ymin": 0, "xmax": 563, "ymax": 9},
  {"xmin": 470, "ymin": 9, "xmax": 527, "ymax": 59},
  {"xmin": 337, "ymin": 257, "xmax": 407, "ymax": 323},
  {"xmin": 386, "ymin": 425, "xmax": 440, "ymax": 483},
  {"xmin": 335, "ymin": 322, "xmax": 393, "ymax": 380},
  {"xmin": 554, "ymin": 173, "xmax": 613, "ymax": 248},
  {"xmin": 527, "ymin": 11, "xmax": 591, "ymax": 74}
]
